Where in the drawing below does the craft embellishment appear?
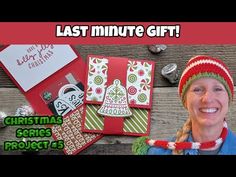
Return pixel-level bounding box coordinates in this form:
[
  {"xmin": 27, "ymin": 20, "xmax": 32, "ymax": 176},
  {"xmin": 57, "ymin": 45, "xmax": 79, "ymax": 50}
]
[
  {"xmin": 42, "ymin": 73, "xmax": 85, "ymax": 116},
  {"xmin": 97, "ymin": 79, "xmax": 132, "ymax": 117},
  {"xmin": 52, "ymin": 84, "xmax": 84, "ymax": 116}
]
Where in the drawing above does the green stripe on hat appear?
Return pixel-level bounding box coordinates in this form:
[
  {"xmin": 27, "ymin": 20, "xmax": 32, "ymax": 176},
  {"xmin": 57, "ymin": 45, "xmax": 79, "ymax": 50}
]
[{"xmin": 181, "ymin": 72, "xmax": 232, "ymax": 105}]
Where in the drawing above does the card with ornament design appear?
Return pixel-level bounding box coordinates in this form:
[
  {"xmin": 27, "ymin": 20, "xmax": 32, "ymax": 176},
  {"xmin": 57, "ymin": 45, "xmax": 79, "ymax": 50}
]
[{"xmin": 81, "ymin": 55, "xmax": 155, "ymax": 136}]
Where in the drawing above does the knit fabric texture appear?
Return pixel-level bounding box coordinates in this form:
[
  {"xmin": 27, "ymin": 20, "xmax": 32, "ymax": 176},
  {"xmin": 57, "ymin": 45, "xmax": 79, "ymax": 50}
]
[{"xmin": 178, "ymin": 55, "xmax": 234, "ymax": 105}]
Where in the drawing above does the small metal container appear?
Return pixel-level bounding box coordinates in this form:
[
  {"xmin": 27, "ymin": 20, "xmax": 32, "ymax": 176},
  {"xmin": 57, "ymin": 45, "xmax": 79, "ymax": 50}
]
[
  {"xmin": 161, "ymin": 63, "xmax": 179, "ymax": 84},
  {"xmin": 148, "ymin": 44, "xmax": 167, "ymax": 54}
]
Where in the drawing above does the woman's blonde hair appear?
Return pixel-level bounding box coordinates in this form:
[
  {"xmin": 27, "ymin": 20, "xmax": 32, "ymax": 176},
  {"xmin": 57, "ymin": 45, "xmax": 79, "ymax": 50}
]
[{"xmin": 172, "ymin": 118, "xmax": 192, "ymax": 155}]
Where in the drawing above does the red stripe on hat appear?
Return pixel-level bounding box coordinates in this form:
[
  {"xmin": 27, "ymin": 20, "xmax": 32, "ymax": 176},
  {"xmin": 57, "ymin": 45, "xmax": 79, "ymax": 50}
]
[
  {"xmin": 186, "ymin": 56, "xmax": 233, "ymax": 84},
  {"xmin": 187, "ymin": 56, "xmax": 229, "ymax": 70}
]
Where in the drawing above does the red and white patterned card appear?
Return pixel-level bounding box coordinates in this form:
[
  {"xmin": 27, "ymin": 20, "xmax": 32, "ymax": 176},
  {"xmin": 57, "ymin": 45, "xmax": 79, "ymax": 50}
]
[{"xmin": 51, "ymin": 106, "xmax": 102, "ymax": 155}]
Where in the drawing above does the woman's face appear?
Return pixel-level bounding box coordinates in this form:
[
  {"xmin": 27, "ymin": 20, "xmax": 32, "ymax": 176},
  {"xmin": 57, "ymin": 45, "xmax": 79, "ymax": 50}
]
[{"xmin": 185, "ymin": 78, "xmax": 229, "ymax": 128}]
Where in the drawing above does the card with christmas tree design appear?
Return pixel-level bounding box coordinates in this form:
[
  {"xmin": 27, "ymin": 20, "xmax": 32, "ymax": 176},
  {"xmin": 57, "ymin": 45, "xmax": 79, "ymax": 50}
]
[{"xmin": 81, "ymin": 55, "xmax": 155, "ymax": 136}]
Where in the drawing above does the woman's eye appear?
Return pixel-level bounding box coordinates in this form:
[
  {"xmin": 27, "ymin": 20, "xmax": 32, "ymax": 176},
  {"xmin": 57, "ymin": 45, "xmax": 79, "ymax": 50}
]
[
  {"xmin": 214, "ymin": 87, "xmax": 223, "ymax": 91},
  {"xmin": 193, "ymin": 88, "xmax": 202, "ymax": 92}
]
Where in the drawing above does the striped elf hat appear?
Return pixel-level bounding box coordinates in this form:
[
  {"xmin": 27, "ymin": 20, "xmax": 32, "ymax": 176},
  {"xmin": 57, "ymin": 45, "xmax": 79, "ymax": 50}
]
[{"xmin": 178, "ymin": 55, "xmax": 234, "ymax": 105}]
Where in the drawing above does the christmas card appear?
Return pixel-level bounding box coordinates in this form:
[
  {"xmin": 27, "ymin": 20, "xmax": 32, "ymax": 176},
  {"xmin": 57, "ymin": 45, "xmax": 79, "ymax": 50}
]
[
  {"xmin": 0, "ymin": 45, "xmax": 102, "ymax": 154},
  {"xmin": 81, "ymin": 55, "xmax": 155, "ymax": 136}
]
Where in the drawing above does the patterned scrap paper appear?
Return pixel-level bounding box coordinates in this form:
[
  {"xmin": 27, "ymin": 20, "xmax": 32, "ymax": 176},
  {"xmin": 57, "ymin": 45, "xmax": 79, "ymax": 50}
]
[
  {"xmin": 84, "ymin": 105, "xmax": 149, "ymax": 135},
  {"xmin": 51, "ymin": 106, "xmax": 102, "ymax": 155},
  {"xmin": 86, "ymin": 58, "xmax": 153, "ymax": 107}
]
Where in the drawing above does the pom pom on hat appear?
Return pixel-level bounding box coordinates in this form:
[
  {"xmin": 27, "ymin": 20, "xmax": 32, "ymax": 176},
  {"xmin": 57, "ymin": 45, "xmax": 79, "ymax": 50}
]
[
  {"xmin": 132, "ymin": 136, "xmax": 150, "ymax": 155},
  {"xmin": 178, "ymin": 55, "xmax": 234, "ymax": 105}
]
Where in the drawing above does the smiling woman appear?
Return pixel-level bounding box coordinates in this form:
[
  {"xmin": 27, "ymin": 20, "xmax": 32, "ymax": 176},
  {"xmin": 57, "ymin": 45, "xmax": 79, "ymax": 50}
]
[
  {"xmin": 133, "ymin": 55, "xmax": 236, "ymax": 155},
  {"xmin": 186, "ymin": 78, "xmax": 229, "ymax": 129}
]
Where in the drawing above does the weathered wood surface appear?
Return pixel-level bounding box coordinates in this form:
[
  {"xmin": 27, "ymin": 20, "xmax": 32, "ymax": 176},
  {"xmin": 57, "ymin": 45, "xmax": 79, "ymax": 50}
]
[{"xmin": 1, "ymin": 45, "xmax": 236, "ymax": 155}]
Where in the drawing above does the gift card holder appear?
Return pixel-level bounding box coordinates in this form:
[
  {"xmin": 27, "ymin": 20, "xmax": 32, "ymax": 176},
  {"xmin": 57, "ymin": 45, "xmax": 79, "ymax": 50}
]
[
  {"xmin": 40, "ymin": 73, "xmax": 84, "ymax": 116},
  {"xmin": 81, "ymin": 55, "xmax": 155, "ymax": 136},
  {"xmin": 0, "ymin": 45, "xmax": 84, "ymax": 115},
  {"xmin": 0, "ymin": 45, "xmax": 103, "ymax": 154}
]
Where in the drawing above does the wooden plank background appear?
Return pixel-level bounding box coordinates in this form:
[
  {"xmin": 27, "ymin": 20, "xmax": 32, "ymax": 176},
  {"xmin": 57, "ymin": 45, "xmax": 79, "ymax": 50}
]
[{"xmin": 1, "ymin": 45, "xmax": 236, "ymax": 155}]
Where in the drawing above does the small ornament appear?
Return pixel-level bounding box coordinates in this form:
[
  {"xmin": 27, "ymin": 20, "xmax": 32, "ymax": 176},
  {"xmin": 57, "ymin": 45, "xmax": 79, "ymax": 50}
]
[
  {"xmin": 161, "ymin": 63, "xmax": 179, "ymax": 84},
  {"xmin": 0, "ymin": 111, "xmax": 7, "ymax": 128},
  {"xmin": 15, "ymin": 105, "xmax": 35, "ymax": 116},
  {"xmin": 97, "ymin": 79, "xmax": 132, "ymax": 117},
  {"xmin": 148, "ymin": 44, "xmax": 167, "ymax": 54}
]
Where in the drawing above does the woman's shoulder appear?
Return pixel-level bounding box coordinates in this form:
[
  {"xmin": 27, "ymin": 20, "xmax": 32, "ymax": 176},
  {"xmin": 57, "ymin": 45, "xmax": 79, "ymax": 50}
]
[
  {"xmin": 220, "ymin": 129, "xmax": 236, "ymax": 154},
  {"xmin": 147, "ymin": 146, "xmax": 172, "ymax": 155},
  {"xmin": 227, "ymin": 129, "xmax": 236, "ymax": 143}
]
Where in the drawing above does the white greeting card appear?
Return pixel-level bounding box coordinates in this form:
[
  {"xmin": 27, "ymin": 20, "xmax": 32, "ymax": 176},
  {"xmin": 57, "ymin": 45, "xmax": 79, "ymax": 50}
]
[{"xmin": 0, "ymin": 45, "xmax": 77, "ymax": 92}]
